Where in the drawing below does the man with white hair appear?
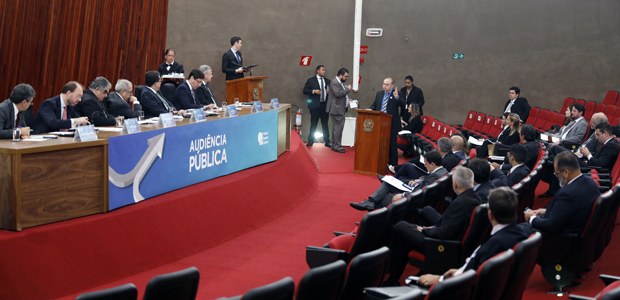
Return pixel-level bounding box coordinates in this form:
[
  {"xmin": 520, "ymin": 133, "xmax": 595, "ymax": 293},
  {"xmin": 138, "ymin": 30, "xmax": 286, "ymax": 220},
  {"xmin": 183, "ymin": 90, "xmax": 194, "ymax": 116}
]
[
  {"xmin": 195, "ymin": 65, "xmax": 218, "ymax": 108},
  {"xmin": 75, "ymin": 76, "xmax": 116, "ymax": 126},
  {"xmin": 107, "ymin": 79, "xmax": 142, "ymax": 119}
]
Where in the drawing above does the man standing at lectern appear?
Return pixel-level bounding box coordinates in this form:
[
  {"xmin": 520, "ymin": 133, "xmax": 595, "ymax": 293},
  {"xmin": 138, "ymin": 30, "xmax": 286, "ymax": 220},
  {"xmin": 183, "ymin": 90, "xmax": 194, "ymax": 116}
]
[
  {"xmin": 303, "ymin": 65, "xmax": 331, "ymax": 147},
  {"xmin": 222, "ymin": 36, "xmax": 246, "ymax": 81},
  {"xmin": 370, "ymin": 77, "xmax": 406, "ymax": 166}
]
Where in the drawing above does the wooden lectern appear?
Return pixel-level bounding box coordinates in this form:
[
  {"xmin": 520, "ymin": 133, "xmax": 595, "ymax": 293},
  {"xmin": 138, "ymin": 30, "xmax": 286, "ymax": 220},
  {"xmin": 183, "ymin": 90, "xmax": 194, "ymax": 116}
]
[
  {"xmin": 354, "ymin": 109, "xmax": 392, "ymax": 175},
  {"xmin": 225, "ymin": 76, "xmax": 269, "ymax": 102}
]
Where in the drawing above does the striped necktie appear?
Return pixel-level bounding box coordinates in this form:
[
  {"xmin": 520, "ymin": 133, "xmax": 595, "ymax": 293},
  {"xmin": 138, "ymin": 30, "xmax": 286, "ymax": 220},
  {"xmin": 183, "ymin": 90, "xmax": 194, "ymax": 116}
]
[{"xmin": 381, "ymin": 92, "xmax": 389, "ymax": 112}]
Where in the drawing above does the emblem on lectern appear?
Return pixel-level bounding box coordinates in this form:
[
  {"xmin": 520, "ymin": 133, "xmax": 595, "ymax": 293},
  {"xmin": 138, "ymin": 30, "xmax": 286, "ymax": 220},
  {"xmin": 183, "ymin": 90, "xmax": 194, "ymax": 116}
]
[
  {"xmin": 252, "ymin": 88, "xmax": 260, "ymax": 101},
  {"xmin": 363, "ymin": 119, "xmax": 374, "ymax": 132}
]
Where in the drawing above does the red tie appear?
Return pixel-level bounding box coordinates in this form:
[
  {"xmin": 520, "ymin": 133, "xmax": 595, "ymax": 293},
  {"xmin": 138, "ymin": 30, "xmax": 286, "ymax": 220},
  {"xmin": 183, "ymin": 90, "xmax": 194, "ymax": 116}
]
[{"xmin": 62, "ymin": 106, "xmax": 68, "ymax": 120}]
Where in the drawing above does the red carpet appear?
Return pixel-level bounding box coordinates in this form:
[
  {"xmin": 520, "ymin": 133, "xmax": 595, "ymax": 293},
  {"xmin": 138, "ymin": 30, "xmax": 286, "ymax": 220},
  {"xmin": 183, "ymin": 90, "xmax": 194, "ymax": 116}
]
[{"xmin": 1, "ymin": 134, "xmax": 618, "ymax": 299}]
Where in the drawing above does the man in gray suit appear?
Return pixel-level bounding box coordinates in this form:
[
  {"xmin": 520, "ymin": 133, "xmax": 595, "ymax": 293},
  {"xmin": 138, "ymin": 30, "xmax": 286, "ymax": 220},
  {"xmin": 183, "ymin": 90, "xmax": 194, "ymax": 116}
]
[
  {"xmin": 326, "ymin": 67, "xmax": 354, "ymax": 153},
  {"xmin": 0, "ymin": 83, "xmax": 35, "ymax": 139},
  {"xmin": 107, "ymin": 79, "xmax": 143, "ymax": 119},
  {"xmin": 550, "ymin": 103, "xmax": 588, "ymax": 149}
]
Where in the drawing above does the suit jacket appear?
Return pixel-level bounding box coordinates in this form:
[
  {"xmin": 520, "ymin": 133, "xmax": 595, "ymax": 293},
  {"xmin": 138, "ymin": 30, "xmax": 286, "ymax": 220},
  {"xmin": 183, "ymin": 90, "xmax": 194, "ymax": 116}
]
[
  {"xmin": 423, "ymin": 188, "xmax": 483, "ymax": 240},
  {"xmin": 587, "ymin": 138, "xmax": 620, "ymax": 169},
  {"xmin": 222, "ymin": 49, "xmax": 244, "ymax": 81},
  {"xmin": 174, "ymin": 81, "xmax": 202, "ymax": 110},
  {"xmin": 559, "ymin": 117, "xmax": 588, "ymax": 148},
  {"xmin": 464, "ymin": 223, "xmax": 532, "ymax": 271},
  {"xmin": 37, "ymin": 95, "xmax": 82, "ymax": 133},
  {"xmin": 523, "ymin": 141, "xmax": 541, "ymax": 170},
  {"xmin": 503, "ymin": 97, "xmax": 531, "ymax": 122},
  {"xmin": 75, "ymin": 89, "xmax": 116, "ymax": 126},
  {"xmin": 532, "ymin": 175, "xmax": 599, "ymax": 235},
  {"xmin": 107, "ymin": 92, "xmax": 142, "ymax": 119},
  {"xmin": 370, "ymin": 90, "xmax": 406, "ymax": 136},
  {"xmin": 303, "ymin": 76, "xmax": 331, "ymax": 111},
  {"xmin": 400, "ymin": 85, "xmax": 425, "ymax": 118},
  {"xmin": 507, "ymin": 164, "xmax": 530, "ymax": 186},
  {"xmin": 0, "ymin": 99, "xmax": 26, "ymax": 138},
  {"xmin": 194, "ymin": 83, "xmax": 217, "ymax": 106},
  {"xmin": 496, "ymin": 127, "xmax": 520, "ymax": 145},
  {"xmin": 326, "ymin": 77, "xmax": 350, "ymax": 115},
  {"xmin": 442, "ymin": 152, "xmax": 463, "ymax": 172},
  {"xmin": 475, "ymin": 169, "xmax": 509, "ymax": 201},
  {"xmin": 158, "ymin": 61, "xmax": 184, "ymax": 76},
  {"xmin": 140, "ymin": 87, "xmax": 174, "ymax": 118}
]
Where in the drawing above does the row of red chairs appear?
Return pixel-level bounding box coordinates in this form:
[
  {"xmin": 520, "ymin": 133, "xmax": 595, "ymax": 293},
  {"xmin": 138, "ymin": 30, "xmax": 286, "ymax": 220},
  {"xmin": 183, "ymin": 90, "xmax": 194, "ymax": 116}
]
[
  {"xmin": 414, "ymin": 116, "xmax": 461, "ymax": 153},
  {"xmin": 458, "ymin": 111, "xmax": 504, "ymax": 139}
]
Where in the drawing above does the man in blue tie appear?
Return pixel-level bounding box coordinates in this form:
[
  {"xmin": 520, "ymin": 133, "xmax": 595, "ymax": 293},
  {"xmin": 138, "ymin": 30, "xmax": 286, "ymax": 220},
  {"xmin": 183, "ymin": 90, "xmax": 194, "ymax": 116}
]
[
  {"xmin": 370, "ymin": 77, "xmax": 406, "ymax": 166},
  {"xmin": 222, "ymin": 36, "xmax": 246, "ymax": 81}
]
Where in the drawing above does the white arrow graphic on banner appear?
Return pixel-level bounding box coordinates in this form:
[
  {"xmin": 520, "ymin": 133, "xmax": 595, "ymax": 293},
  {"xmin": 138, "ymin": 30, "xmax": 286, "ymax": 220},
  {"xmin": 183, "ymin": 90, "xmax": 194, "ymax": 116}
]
[{"xmin": 109, "ymin": 133, "xmax": 165, "ymax": 202}]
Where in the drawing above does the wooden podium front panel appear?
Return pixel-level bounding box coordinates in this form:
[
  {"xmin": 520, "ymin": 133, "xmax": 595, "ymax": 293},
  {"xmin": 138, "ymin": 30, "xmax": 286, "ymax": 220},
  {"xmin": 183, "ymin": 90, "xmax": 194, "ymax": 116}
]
[
  {"xmin": 225, "ymin": 76, "xmax": 268, "ymax": 102},
  {"xmin": 354, "ymin": 110, "xmax": 391, "ymax": 175}
]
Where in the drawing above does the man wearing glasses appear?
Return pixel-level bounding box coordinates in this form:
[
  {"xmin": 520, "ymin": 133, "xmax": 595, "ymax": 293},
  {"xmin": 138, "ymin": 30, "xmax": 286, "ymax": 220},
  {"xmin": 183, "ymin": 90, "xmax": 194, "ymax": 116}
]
[
  {"xmin": 76, "ymin": 76, "xmax": 116, "ymax": 126},
  {"xmin": 107, "ymin": 79, "xmax": 143, "ymax": 119},
  {"xmin": 173, "ymin": 69, "xmax": 206, "ymax": 110},
  {"xmin": 37, "ymin": 81, "xmax": 89, "ymax": 133},
  {"xmin": 0, "ymin": 83, "xmax": 35, "ymax": 139}
]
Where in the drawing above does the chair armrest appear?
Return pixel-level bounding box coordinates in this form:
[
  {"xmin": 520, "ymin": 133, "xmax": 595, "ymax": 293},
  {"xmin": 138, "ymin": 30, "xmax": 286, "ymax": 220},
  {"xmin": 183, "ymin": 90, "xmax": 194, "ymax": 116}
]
[
  {"xmin": 568, "ymin": 295, "xmax": 594, "ymax": 300},
  {"xmin": 333, "ymin": 231, "xmax": 355, "ymax": 237},
  {"xmin": 305, "ymin": 246, "xmax": 348, "ymax": 268},
  {"xmin": 422, "ymin": 238, "xmax": 462, "ymax": 274},
  {"xmin": 600, "ymin": 274, "xmax": 620, "ymax": 286}
]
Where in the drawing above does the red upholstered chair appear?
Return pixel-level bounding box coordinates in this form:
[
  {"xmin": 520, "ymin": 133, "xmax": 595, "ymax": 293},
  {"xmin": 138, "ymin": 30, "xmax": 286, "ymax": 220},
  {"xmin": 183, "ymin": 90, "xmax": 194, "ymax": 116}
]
[
  {"xmin": 489, "ymin": 116, "xmax": 503, "ymax": 137},
  {"xmin": 526, "ymin": 106, "xmax": 540, "ymax": 126},
  {"xmin": 408, "ymin": 205, "xmax": 491, "ymax": 275},
  {"xmin": 560, "ymin": 97, "xmax": 576, "ymax": 115},
  {"xmin": 479, "ymin": 115, "xmax": 494, "ymax": 136},
  {"xmin": 585, "ymin": 100, "xmax": 597, "ymax": 120},
  {"xmin": 500, "ymin": 232, "xmax": 543, "ymax": 300},
  {"xmin": 425, "ymin": 269, "xmax": 477, "ymax": 300},
  {"xmin": 594, "ymin": 102, "xmax": 606, "ymax": 114},
  {"xmin": 76, "ymin": 283, "xmax": 138, "ymax": 300},
  {"xmin": 472, "ymin": 250, "xmax": 515, "ymax": 300},
  {"xmin": 143, "ymin": 267, "xmax": 200, "ymax": 300},
  {"xmin": 459, "ymin": 110, "xmax": 477, "ymax": 131},
  {"xmin": 569, "ymin": 274, "xmax": 620, "ymax": 300},
  {"xmin": 534, "ymin": 109, "xmax": 551, "ymax": 131},
  {"xmin": 604, "ymin": 104, "xmax": 618, "ymax": 121},
  {"xmin": 306, "ymin": 208, "xmax": 388, "ymax": 268},
  {"xmin": 339, "ymin": 247, "xmax": 390, "ymax": 300},
  {"xmin": 575, "ymin": 98, "xmax": 587, "ymax": 106},
  {"xmin": 296, "ymin": 260, "xmax": 346, "ymax": 300},
  {"xmin": 603, "ymin": 90, "xmax": 620, "ymax": 106}
]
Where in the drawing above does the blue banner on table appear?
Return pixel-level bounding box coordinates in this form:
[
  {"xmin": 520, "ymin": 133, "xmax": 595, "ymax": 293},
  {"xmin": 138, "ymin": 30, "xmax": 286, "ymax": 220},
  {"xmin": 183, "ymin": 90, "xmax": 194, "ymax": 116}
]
[{"xmin": 108, "ymin": 110, "xmax": 278, "ymax": 210}]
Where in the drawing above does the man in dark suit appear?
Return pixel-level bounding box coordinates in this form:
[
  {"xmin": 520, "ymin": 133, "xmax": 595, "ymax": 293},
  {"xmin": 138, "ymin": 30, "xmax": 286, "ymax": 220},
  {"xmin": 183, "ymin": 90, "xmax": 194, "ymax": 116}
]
[
  {"xmin": 195, "ymin": 65, "xmax": 218, "ymax": 108},
  {"xmin": 75, "ymin": 76, "xmax": 116, "ymax": 126},
  {"xmin": 505, "ymin": 144, "xmax": 531, "ymax": 185},
  {"xmin": 383, "ymin": 166, "xmax": 483, "ymax": 286},
  {"xmin": 520, "ymin": 124, "xmax": 541, "ymax": 170},
  {"xmin": 399, "ymin": 75, "xmax": 425, "ymax": 119},
  {"xmin": 107, "ymin": 79, "xmax": 143, "ymax": 119},
  {"xmin": 0, "ymin": 83, "xmax": 35, "ymax": 139},
  {"xmin": 221, "ymin": 36, "xmax": 246, "ymax": 81},
  {"xmin": 140, "ymin": 71, "xmax": 181, "ymax": 118},
  {"xmin": 417, "ymin": 187, "xmax": 532, "ymax": 286},
  {"xmin": 326, "ymin": 67, "xmax": 354, "ymax": 153},
  {"xmin": 36, "ymin": 81, "xmax": 89, "ymax": 133},
  {"xmin": 158, "ymin": 48, "xmax": 184, "ymax": 76},
  {"xmin": 173, "ymin": 69, "xmax": 205, "ymax": 110},
  {"xmin": 370, "ymin": 77, "xmax": 406, "ymax": 166},
  {"xmin": 392, "ymin": 137, "xmax": 461, "ymax": 181},
  {"xmin": 580, "ymin": 122, "xmax": 619, "ymax": 169},
  {"xmin": 350, "ymin": 151, "xmax": 447, "ymax": 211},
  {"xmin": 468, "ymin": 158, "xmax": 509, "ymax": 202},
  {"xmin": 525, "ymin": 151, "xmax": 600, "ymax": 235},
  {"xmin": 503, "ymin": 86, "xmax": 530, "ymax": 122},
  {"xmin": 303, "ymin": 65, "xmax": 331, "ymax": 147}
]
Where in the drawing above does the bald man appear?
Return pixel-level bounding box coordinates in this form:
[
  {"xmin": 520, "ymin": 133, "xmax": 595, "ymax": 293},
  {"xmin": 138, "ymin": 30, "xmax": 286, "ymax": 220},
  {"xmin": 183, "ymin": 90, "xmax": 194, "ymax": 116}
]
[{"xmin": 370, "ymin": 77, "xmax": 406, "ymax": 166}]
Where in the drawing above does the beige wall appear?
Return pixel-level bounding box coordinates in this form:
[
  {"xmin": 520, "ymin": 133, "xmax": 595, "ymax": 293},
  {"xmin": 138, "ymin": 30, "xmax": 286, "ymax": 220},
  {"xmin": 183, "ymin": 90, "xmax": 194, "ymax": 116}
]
[{"xmin": 167, "ymin": 0, "xmax": 620, "ymax": 136}]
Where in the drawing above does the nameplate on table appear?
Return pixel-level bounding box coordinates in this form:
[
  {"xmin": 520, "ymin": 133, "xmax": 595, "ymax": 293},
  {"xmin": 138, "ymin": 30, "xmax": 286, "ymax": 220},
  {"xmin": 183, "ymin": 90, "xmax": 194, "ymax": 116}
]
[
  {"xmin": 227, "ymin": 104, "xmax": 239, "ymax": 117},
  {"xmin": 74, "ymin": 125, "xmax": 98, "ymax": 142},
  {"xmin": 269, "ymin": 98, "xmax": 280, "ymax": 109},
  {"xmin": 122, "ymin": 118, "xmax": 141, "ymax": 134},
  {"xmin": 190, "ymin": 108, "xmax": 206, "ymax": 122},
  {"xmin": 251, "ymin": 101, "xmax": 264, "ymax": 113},
  {"xmin": 158, "ymin": 112, "xmax": 176, "ymax": 128}
]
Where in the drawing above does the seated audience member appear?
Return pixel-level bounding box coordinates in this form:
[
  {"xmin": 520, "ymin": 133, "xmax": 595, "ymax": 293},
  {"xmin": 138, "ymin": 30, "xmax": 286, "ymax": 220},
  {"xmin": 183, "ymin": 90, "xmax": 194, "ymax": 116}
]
[
  {"xmin": 383, "ymin": 167, "xmax": 483, "ymax": 286},
  {"xmin": 525, "ymin": 151, "xmax": 600, "ymax": 234},
  {"xmin": 546, "ymin": 104, "xmax": 587, "ymax": 149},
  {"xmin": 579, "ymin": 122, "xmax": 619, "ymax": 169},
  {"xmin": 503, "ymin": 86, "xmax": 531, "ymax": 122},
  {"xmin": 392, "ymin": 137, "xmax": 460, "ymax": 179},
  {"xmin": 468, "ymin": 158, "xmax": 509, "ymax": 202},
  {"xmin": 140, "ymin": 71, "xmax": 184, "ymax": 118},
  {"xmin": 580, "ymin": 112, "xmax": 609, "ymax": 154},
  {"xmin": 36, "ymin": 81, "xmax": 89, "ymax": 133},
  {"xmin": 75, "ymin": 76, "xmax": 116, "ymax": 126},
  {"xmin": 519, "ymin": 124, "xmax": 541, "ymax": 169},
  {"xmin": 174, "ymin": 69, "xmax": 205, "ymax": 110},
  {"xmin": 195, "ymin": 65, "xmax": 218, "ymax": 108},
  {"xmin": 416, "ymin": 187, "xmax": 532, "ymax": 286},
  {"xmin": 397, "ymin": 103, "xmax": 423, "ymax": 157},
  {"xmin": 476, "ymin": 113, "xmax": 521, "ymax": 158},
  {"xmin": 350, "ymin": 151, "xmax": 446, "ymax": 211},
  {"xmin": 496, "ymin": 144, "xmax": 531, "ymax": 185},
  {"xmin": 451, "ymin": 133, "xmax": 467, "ymax": 160},
  {"xmin": 158, "ymin": 48, "xmax": 184, "ymax": 75},
  {"xmin": 107, "ymin": 79, "xmax": 142, "ymax": 119},
  {"xmin": 0, "ymin": 83, "xmax": 35, "ymax": 139}
]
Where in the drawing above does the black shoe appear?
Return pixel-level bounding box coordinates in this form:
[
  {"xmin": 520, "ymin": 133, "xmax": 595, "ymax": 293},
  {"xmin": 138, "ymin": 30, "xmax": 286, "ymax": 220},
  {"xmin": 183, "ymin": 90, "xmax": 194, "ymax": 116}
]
[
  {"xmin": 325, "ymin": 142, "xmax": 332, "ymax": 148},
  {"xmin": 377, "ymin": 174, "xmax": 385, "ymax": 182},
  {"xmin": 349, "ymin": 200, "xmax": 376, "ymax": 211},
  {"xmin": 332, "ymin": 147, "xmax": 345, "ymax": 153},
  {"xmin": 306, "ymin": 142, "xmax": 313, "ymax": 147}
]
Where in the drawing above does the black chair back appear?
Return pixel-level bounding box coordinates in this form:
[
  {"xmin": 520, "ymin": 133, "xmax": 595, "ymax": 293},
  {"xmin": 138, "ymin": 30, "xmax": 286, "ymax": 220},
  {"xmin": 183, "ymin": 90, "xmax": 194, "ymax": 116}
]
[
  {"xmin": 134, "ymin": 85, "xmax": 145, "ymax": 100},
  {"xmin": 426, "ymin": 269, "xmax": 477, "ymax": 300},
  {"xmin": 296, "ymin": 260, "xmax": 346, "ymax": 300},
  {"xmin": 501, "ymin": 232, "xmax": 542, "ymax": 300},
  {"xmin": 460, "ymin": 205, "xmax": 492, "ymax": 259},
  {"xmin": 340, "ymin": 247, "xmax": 390, "ymax": 300},
  {"xmin": 242, "ymin": 277, "xmax": 294, "ymax": 300},
  {"xmin": 472, "ymin": 250, "xmax": 515, "ymax": 300},
  {"xmin": 76, "ymin": 283, "xmax": 137, "ymax": 300},
  {"xmin": 143, "ymin": 266, "xmax": 200, "ymax": 300},
  {"xmin": 349, "ymin": 208, "xmax": 388, "ymax": 258}
]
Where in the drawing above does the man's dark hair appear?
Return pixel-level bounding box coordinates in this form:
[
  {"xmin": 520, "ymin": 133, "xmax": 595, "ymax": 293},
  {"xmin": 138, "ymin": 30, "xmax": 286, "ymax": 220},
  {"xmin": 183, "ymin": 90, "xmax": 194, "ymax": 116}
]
[
  {"xmin": 520, "ymin": 124, "xmax": 538, "ymax": 142},
  {"xmin": 467, "ymin": 158, "xmax": 491, "ymax": 183},
  {"xmin": 9, "ymin": 83, "xmax": 36, "ymax": 104},
  {"xmin": 509, "ymin": 86, "xmax": 520, "ymax": 95},
  {"xmin": 573, "ymin": 103, "xmax": 585, "ymax": 114},
  {"xmin": 89, "ymin": 76, "xmax": 110, "ymax": 90},
  {"xmin": 596, "ymin": 122, "xmax": 613, "ymax": 135},
  {"xmin": 405, "ymin": 75, "xmax": 414, "ymax": 82},
  {"xmin": 554, "ymin": 151, "xmax": 580, "ymax": 172},
  {"xmin": 315, "ymin": 65, "xmax": 324, "ymax": 72},
  {"xmin": 230, "ymin": 36, "xmax": 242, "ymax": 45},
  {"xmin": 488, "ymin": 187, "xmax": 518, "ymax": 224},
  {"xmin": 61, "ymin": 81, "xmax": 82, "ymax": 94},
  {"xmin": 163, "ymin": 48, "xmax": 175, "ymax": 56},
  {"xmin": 145, "ymin": 71, "xmax": 161, "ymax": 87},
  {"xmin": 509, "ymin": 144, "xmax": 527, "ymax": 163},
  {"xmin": 188, "ymin": 69, "xmax": 205, "ymax": 80},
  {"xmin": 424, "ymin": 150, "xmax": 443, "ymax": 167},
  {"xmin": 337, "ymin": 68, "xmax": 349, "ymax": 76}
]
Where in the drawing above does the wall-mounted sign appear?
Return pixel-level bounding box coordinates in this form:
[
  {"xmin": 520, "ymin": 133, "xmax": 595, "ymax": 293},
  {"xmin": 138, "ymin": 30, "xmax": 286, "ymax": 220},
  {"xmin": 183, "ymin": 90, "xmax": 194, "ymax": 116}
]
[{"xmin": 300, "ymin": 56, "xmax": 312, "ymax": 66}]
